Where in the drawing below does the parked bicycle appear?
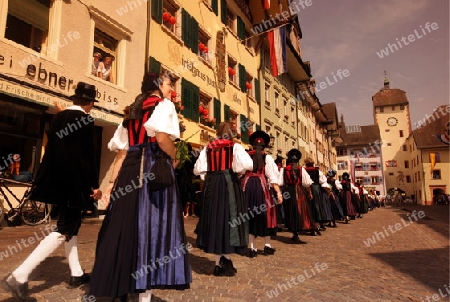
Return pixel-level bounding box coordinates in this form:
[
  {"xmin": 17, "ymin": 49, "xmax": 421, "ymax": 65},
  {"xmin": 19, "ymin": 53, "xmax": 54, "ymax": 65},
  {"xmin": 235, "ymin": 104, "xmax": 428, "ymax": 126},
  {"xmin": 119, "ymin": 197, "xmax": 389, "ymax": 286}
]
[{"xmin": 0, "ymin": 177, "xmax": 51, "ymax": 226}]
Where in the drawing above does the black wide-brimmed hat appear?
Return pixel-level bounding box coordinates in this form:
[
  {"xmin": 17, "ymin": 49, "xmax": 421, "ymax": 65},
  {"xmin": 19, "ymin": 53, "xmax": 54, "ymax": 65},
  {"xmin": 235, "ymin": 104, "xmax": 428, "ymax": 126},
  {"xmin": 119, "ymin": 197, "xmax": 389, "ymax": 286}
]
[
  {"xmin": 327, "ymin": 169, "xmax": 337, "ymax": 177},
  {"xmin": 71, "ymin": 82, "xmax": 97, "ymax": 102},
  {"xmin": 287, "ymin": 149, "xmax": 302, "ymax": 162},
  {"xmin": 342, "ymin": 172, "xmax": 350, "ymax": 180},
  {"xmin": 249, "ymin": 130, "xmax": 270, "ymax": 147}
]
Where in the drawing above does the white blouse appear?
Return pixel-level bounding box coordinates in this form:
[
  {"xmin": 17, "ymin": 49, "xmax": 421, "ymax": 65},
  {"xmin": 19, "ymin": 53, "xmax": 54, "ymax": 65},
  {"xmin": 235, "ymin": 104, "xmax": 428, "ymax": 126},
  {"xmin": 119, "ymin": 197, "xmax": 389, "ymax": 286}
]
[
  {"xmin": 318, "ymin": 170, "xmax": 330, "ymax": 189},
  {"xmin": 193, "ymin": 143, "xmax": 253, "ymax": 176},
  {"xmin": 334, "ymin": 179, "xmax": 343, "ymax": 190},
  {"xmin": 108, "ymin": 98, "xmax": 180, "ymax": 152},
  {"xmin": 278, "ymin": 167, "xmax": 314, "ymax": 187},
  {"xmin": 264, "ymin": 155, "xmax": 280, "ymax": 185}
]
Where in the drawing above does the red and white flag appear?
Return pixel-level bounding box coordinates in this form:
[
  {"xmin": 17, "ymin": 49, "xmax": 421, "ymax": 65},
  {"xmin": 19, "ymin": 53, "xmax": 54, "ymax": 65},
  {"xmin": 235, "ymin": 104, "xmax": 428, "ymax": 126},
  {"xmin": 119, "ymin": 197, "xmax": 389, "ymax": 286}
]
[{"xmin": 267, "ymin": 25, "xmax": 287, "ymax": 77}]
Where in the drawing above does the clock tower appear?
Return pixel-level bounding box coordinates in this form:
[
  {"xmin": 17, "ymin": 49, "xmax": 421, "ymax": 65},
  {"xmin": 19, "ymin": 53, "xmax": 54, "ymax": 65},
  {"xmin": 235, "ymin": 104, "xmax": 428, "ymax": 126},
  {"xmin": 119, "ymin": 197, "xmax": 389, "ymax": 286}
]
[{"xmin": 372, "ymin": 72, "xmax": 413, "ymax": 196}]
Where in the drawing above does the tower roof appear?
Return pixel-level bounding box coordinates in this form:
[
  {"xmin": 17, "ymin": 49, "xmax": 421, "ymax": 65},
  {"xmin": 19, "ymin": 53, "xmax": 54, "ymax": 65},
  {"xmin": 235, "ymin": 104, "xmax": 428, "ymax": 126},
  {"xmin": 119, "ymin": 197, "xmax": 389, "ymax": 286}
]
[{"xmin": 372, "ymin": 88, "xmax": 409, "ymax": 107}]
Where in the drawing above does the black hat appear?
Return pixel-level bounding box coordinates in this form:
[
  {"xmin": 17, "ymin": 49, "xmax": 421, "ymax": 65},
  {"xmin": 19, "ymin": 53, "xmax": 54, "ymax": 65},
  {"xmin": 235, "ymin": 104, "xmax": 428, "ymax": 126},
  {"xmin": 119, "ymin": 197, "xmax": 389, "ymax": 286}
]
[
  {"xmin": 249, "ymin": 130, "xmax": 270, "ymax": 148},
  {"xmin": 342, "ymin": 172, "xmax": 350, "ymax": 180},
  {"xmin": 71, "ymin": 82, "xmax": 97, "ymax": 102},
  {"xmin": 287, "ymin": 149, "xmax": 302, "ymax": 163},
  {"xmin": 327, "ymin": 169, "xmax": 337, "ymax": 177}
]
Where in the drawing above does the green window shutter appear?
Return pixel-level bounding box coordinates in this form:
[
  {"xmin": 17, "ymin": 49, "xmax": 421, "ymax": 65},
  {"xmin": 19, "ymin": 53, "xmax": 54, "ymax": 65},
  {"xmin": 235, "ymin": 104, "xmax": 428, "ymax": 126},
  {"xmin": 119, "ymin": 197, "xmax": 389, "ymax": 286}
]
[
  {"xmin": 211, "ymin": 0, "xmax": 218, "ymax": 15},
  {"xmin": 181, "ymin": 79, "xmax": 192, "ymax": 120},
  {"xmin": 214, "ymin": 98, "xmax": 221, "ymax": 127},
  {"xmin": 256, "ymin": 124, "xmax": 261, "ymax": 131},
  {"xmin": 151, "ymin": 0, "xmax": 162, "ymax": 23},
  {"xmin": 182, "ymin": 9, "xmax": 189, "ymax": 46},
  {"xmin": 238, "ymin": 64, "xmax": 246, "ymax": 92},
  {"xmin": 191, "ymin": 17, "xmax": 199, "ymax": 54},
  {"xmin": 191, "ymin": 84, "xmax": 200, "ymax": 122},
  {"xmin": 220, "ymin": 0, "xmax": 227, "ymax": 25},
  {"xmin": 240, "ymin": 114, "xmax": 249, "ymax": 143},
  {"xmin": 254, "ymin": 78, "xmax": 261, "ymax": 103},
  {"xmin": 224, "ymin": 104, "xmax": 230, "ymax": 121},
  {"xmin": 149, "ymin": 56, "xmax": 161, "ymax": 74},
  {"xmin": 237, "ymin": 16, "xmax": 245, "ymax": 40}
]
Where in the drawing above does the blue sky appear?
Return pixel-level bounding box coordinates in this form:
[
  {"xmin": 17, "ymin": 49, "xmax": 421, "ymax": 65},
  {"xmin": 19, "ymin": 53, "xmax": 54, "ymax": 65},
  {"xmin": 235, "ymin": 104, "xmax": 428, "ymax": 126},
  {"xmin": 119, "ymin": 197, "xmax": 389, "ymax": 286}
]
[{"xmin": 297, "ymin": 0, "xmax": 449, "ymax": 127}]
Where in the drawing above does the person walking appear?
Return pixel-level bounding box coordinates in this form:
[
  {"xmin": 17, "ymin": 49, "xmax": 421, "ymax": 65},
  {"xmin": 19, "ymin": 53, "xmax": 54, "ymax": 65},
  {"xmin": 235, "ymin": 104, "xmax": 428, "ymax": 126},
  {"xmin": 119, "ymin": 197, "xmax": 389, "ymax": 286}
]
[
  {"xmin": 2, "ymin": 82, "xmax": 102, "ymax": 302},
  {"xmin": 241, "ymin": 131, "xmax": 282, "ymax": 257},
  {"xmin": 326, "ymin": 170, "xmax": 345, "ymax": 225},
  {"xmin": 281, "ymin": 149, "xmax": 314, "ymax": 243},
  {"xmin": 340, "ymin": 173, "xmax": 357, "ymax": 221},
  {"xmin": 303, "ymin": 158, "xmax": 333, "ymax": 233},
  {"xmin": 89, "ymin": 72, "xmax": 191, "ymax": 301},
  {"xmin": 193, "ymin": 121, "xmax": 253, "ymax": 276}
]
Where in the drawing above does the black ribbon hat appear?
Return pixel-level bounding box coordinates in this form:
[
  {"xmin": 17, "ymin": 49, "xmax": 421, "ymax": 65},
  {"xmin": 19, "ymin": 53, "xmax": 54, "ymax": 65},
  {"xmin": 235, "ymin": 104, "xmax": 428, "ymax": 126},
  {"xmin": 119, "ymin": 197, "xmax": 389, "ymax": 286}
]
[
  {"xmin": 249, "ymin": 130, "xmax": 270, "ymax": 148},
  {"xmin": 71, "ymin": 82, "xmax": 98, "ymax": 102}
]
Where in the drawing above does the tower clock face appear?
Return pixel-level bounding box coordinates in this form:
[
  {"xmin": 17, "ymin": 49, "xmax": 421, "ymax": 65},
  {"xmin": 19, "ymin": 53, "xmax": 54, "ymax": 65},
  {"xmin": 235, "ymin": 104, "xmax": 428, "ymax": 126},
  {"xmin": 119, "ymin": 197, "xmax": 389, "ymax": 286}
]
[{"xmin": 387, "ymin": 117, "xmax": 398, "ymax": 126}]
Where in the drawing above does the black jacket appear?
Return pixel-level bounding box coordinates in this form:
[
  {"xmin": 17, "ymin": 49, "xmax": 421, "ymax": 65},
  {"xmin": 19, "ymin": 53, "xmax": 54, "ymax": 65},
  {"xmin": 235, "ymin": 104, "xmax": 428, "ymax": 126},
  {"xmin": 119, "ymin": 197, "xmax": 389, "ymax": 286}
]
[{"xmin": 30, "ymin": 108, "xmax": 99, "ymax": 209}]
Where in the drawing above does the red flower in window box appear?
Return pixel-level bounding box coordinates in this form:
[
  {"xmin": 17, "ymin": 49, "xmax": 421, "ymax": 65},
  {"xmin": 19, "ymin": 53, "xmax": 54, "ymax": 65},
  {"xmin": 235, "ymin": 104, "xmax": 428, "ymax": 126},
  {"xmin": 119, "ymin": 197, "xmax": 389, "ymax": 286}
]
[
  {"xmin": 163, "ymin": 12, "xmax": 172, "ymax": 22},
  {"xmin": 199, "ymin": 105, "xmax": 205, "ymax": 114},
  {"xmin": 199, "ymin": 43, "xmax": 205, "ymax": 51},
  {"xmin": 246, "ymin": 82, "xmax": 252, "ymax": 89},
  {"xmin": 228, "ymin": 67, "xmax": 235, "ymax": 76},
  {"xmin": 168, "ymin": 16, "xmax": 177, "ymax": 25},
  {"xmin": 202, "ymin": 108, "xmax": 209, "ymax": 116}
]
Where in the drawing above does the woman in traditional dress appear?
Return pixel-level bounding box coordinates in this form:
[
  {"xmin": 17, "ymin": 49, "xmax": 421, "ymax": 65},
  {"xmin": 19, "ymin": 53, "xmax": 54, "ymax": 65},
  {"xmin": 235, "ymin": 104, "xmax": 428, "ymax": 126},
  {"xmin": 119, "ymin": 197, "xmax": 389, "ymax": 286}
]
[
  {"xmin": 89, "ymin": 72, "xmax": 192, "ymax": 301},
  {"xmin": 340, "ymin": 172, "xmax": 357, "ymax": 222},
  {"xmin": 193, "ymin": 122, "xmax": 253, "ymax": 276},
  {"xmin": 241, "ymin": 131, "xmax": 282, "ymax": 257}
]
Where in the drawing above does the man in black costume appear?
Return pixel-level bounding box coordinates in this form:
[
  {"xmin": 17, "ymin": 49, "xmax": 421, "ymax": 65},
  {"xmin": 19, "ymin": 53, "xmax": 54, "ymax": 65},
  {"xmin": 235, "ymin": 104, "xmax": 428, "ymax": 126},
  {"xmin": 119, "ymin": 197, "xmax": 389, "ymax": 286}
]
[{"xmin": 2, "ymin": 82, "xmax": 102, "ymax": 301}]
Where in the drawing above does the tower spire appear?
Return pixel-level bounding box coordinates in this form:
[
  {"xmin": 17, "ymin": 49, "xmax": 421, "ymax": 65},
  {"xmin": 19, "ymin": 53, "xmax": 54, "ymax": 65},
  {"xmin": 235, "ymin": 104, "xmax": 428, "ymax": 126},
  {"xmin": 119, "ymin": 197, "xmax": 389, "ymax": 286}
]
[{"xmin": 384, "ymin": 71, "xmax": 390, "ymax": 89}]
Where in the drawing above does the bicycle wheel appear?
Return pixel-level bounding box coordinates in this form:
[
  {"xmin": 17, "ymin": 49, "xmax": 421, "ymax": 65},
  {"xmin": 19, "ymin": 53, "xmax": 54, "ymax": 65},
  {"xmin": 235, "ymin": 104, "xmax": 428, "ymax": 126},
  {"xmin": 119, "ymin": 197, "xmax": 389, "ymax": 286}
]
[{"xmin": 20, "ymin": 198, "xmax": 52, "ymax": 226}]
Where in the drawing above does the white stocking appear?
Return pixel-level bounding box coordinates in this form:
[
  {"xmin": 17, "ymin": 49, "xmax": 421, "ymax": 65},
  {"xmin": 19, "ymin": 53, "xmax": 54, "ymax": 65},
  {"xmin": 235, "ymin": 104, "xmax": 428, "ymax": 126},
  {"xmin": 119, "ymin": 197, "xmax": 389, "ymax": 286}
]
[
  {"xmin": 64, "ymin": 236, "xmax": 84, "ymax": 277},
  {"xmin": 13, "ymin": 232, "xmax": 66, "ymax": 283},
  {"xmin": 214, "ymin": 254, "xmax": 221, "ymax": 266},
  {"xmin": 249, "ymin": 234, "xmax": 256, "ymax": 250},
  {"xmin": 138, "ymin": 290, "xmax": 152, "ymax": 302},
  {"xmin": 264, "ymin": 236, "xmax": 271, "ymax": 247}
]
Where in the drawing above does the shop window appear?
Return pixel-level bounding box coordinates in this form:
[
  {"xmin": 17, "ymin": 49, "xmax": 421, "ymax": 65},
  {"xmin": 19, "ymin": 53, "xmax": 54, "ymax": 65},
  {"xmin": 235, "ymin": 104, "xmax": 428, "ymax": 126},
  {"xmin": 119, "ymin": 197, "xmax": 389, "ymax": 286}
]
[{"xmin": 5, "ymin": 0, "xmax": 50, "ymax": 52}]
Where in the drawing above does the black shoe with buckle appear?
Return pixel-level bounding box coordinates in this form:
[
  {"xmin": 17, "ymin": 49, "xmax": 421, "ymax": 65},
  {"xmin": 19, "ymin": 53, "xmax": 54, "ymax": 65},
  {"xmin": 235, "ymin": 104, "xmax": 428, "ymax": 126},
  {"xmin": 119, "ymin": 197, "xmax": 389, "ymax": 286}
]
[
  {"xmin": 68, "ymin": 273, "xmax": 90, "ymax": 288},
  {"xmin": 213, "ymin": 265, "xmax": 225, "ymax": 276},
  {"xmin": 247, "ymin": 249, "xmax": 258, "ymax": 258},
  {"xmin": 220, "ymin": 256, "xmax": 237, "ymax": 275},
  {"xmin": 2, "ymin": 274, "xmax": 37, "ymax": 302},
  {"xmin": 263, "ymin": 246, "xmax": 276, "ymax": 255}
]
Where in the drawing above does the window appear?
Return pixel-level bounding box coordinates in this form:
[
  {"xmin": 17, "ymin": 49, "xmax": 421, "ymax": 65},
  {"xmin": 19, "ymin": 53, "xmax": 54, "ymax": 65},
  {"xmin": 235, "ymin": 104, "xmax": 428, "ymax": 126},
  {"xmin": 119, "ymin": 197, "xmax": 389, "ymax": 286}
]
[
  {"xmin": 337, "ymin": 148, "xmax": 347, "ymax": 156},
  {"xmin": 400, "ymin": 105, "xmax": 405, "ymax": 110},
  {"xmin": 380, "ymin": 107, "xmax": 384, "ymax": 113},
  {"xmin": 363, "ymin": 163, "xmax": 369, "ymax": 171},
  {"xmin": 275, "ymin": 91, "xmax": 280, "ymax": 115},
  {"xmin": 283, "ymin": 99, "xmax": 288, "ymax": 120},
  {"xmin": 199, "ymin": 92, "xmax": 213, "ymax": 127},
  {"xmin": 391, "ymin": 105, "xmax": 395, "ymax": 111},
  {"xmin": 5, "ymin": 0, "xmax": 50, "ymax": 52},
  {"xmin": 202, "ymin": 0, "xmax": 219, "ymax": 15},
  {"xmin": 402, "ymin": 145, "xmax": 407, "ymax": 151},
  {"xmin": 264, "ymin": 83, "xmax": 270, "ymax": 107},
  {"xmin": 93, "ymin": 28, "xmax": 118, "ymax": 84},
  {"xmin": 399, "ymin": 130, "xmax": 404, "ymax": 137},
  {"xmin": 371, "ymin": 176, "xmax": 379, "ymax": 185},
  {"xmin": 162, "ymin": 0, "xmax": 180, "ymax": 36},
  {"xmin": 385, "ymin": 129, "xmax": 390, "ymax": 132},
  {"xmin": 337, "ymin": 161, "xmax": 348, "ymax": 170},
  {"xmin": 388, "ymin": 173, "xmax": 394, "ymax": 176},
  {"xmin": 227, "ymin": 55, "xmax": 237, "ymax": 84},
  {"xmin": 418, "ymin": 171, "xmax": 421, "ymax": 181},
  {"xmin": 404, "ymin": 160, "xmax": 409, "ymax": 168},
  {"xmin": 226, "ymin": 7, "xmax": 236, "ymax": 33},
  {"xmin": 246, "ymin": 73, "xmax": 253, "ymax": 98},
  {"xmin": 198, "ymin": 27, "xmax": 211, "ymax": 63},
  {"xmin": 406, "ymin": 175, "xmax": 411, "ymax": 183},
  {"xmin": 432, "ymin": 170, "xmax": 441, "ymax": 179},
  {"xmin": 387, "ymin": 143, "xmax": 392, "ymax": 146}
]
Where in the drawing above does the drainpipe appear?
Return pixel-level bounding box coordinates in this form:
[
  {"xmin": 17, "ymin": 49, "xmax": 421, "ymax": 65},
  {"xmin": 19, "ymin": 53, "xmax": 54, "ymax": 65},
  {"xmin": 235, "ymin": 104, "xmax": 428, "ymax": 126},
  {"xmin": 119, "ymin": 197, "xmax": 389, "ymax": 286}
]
[{"xmin": 144, "ymin": 1, "xmax": 151, "ymax": 73}]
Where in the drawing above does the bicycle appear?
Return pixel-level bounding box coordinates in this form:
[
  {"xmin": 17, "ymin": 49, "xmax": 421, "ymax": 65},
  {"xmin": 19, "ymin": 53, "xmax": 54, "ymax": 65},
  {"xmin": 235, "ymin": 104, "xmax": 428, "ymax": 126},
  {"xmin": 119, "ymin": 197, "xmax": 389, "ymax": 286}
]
[{"xmin": 0, "ymin": 177, "xmax": 51, "ymax": 226}]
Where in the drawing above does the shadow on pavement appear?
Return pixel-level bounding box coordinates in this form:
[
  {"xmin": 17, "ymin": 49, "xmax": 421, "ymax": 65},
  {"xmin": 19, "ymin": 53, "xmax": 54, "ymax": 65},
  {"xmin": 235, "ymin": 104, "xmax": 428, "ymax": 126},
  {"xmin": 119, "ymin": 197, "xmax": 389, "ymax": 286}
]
[
  {"xmin": 185, "ymin": 236, "xmax": 215, "ymax": 276},
  {"xmin": 28, "ymin": 256, "xmax": 69, "ymax": 294},
  {"xmin": 369, "ymin": 246, "xmax": 449, "ymax": 291},
  {"xmin": 392, "ymin": 206, "xmax": 449, "ymax": 238}
]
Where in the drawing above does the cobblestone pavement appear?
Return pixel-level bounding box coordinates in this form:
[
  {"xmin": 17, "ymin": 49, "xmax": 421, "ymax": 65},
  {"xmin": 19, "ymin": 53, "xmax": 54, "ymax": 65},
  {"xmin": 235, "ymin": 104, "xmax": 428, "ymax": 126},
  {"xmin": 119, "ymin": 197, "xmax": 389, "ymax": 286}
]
[{"xmin": 0, "ymin": 205, "xmax": 448, "ymax": 302}]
